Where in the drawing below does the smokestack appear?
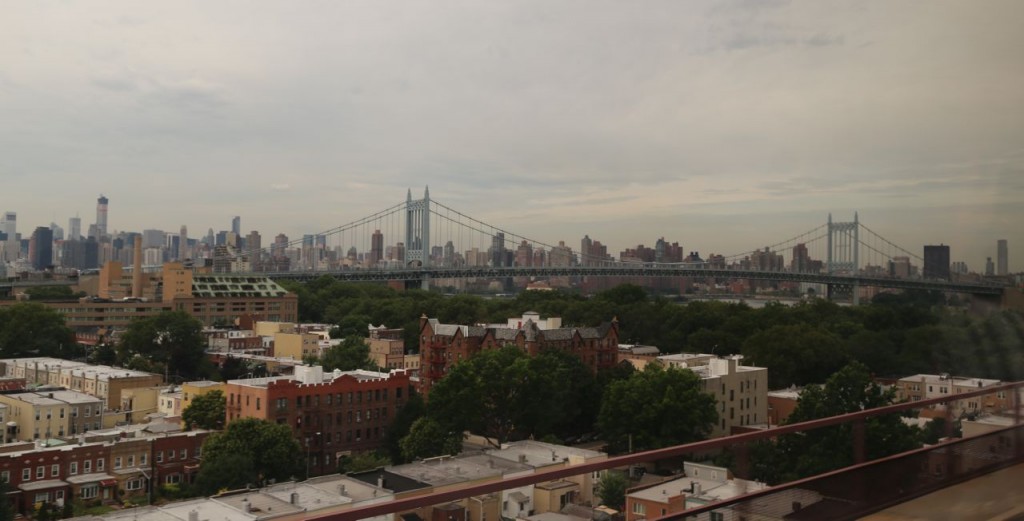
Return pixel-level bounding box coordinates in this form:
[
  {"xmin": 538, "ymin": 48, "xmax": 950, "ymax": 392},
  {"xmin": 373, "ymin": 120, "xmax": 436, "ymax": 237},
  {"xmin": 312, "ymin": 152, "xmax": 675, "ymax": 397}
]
[{"xmin": 132, "ymin": 235, "xmax": 143, "ymax": 298}]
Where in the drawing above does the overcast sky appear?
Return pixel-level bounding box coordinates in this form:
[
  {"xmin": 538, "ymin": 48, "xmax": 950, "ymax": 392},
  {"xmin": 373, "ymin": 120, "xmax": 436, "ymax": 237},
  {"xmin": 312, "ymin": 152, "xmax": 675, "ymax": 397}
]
[{"xmin": 2, "ymin": 1, "xmax": 1021, "ymax": 271}]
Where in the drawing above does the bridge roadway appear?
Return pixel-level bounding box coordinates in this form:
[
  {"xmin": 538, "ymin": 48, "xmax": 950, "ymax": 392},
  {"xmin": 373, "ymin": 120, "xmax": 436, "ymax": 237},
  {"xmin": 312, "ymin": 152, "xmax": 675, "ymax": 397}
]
[
  {"xmin": 260, "ymin": 265, "xmax": 1007, "ymax": 295},
  {"xmin": 1, "ymin": 266, "xmax": 1006, "ymax": 296}
]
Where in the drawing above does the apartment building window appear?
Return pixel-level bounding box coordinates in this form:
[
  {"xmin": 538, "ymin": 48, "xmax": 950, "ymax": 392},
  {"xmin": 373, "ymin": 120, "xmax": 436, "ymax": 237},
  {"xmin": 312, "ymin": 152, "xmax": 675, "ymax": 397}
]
[
  {"xmin": 59, "ymin": 408, "xmax": 65, "ymax": 419},
  {"xmin": 80, "ymin": 484, "xmax": 99, "ymax": 499},
  {"xmin": 36, "ymin": 466, "xmax": 44, "ymax": 479},
  {"xmin": 21, "ymin": 469, "xmax": 30, "ymax": 481},
  {"xmin": 141, "ymin": 453, "xmax": 148, "ymax": 465},
  {"xmin": 84, "ymin": 407, "xmax": 90, "ymax": 417},
  {"xmin": 127, "ymin": 455, "xmax": 134, "ymax": 467},
  {"xmin": 126, "ymin": 478, "xmax": 143, "ymax": 491},
  {"xmin": 51, "ymin": 464, "xmax": 59, "ymax": 477},
  {"xmin": 84, "ymin": 460, "xmax": 91, "ymax": 473},
  {"xmin": 168, "ymin": 450, "xmax": 175, "ymax": 461},
  {"xmin": 97, "ymin": 458, "xmax": 104, "ymax": 471},
  {"xmin": 633, "ymin": 503, "xmax": 645, "ymax": 515},
  {"xmin": 69, "ymin": 462, "xmax": 78, "ymax": 475},
  {"xmin": 180, "ymin": 449, "xmax": 187, "ymax": 460},
  {"xmin": 0, "ymin": 471, "xmax": 8, "ymax": 483},
  {"xmin": 156, "ymin": 451, "xmax": 163, "ymax": 463}
]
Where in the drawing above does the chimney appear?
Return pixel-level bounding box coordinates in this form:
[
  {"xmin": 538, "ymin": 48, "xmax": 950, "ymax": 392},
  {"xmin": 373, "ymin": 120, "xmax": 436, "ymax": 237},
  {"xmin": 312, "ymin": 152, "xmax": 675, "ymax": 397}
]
[
  {"xmin": 338, "ymin": 484, "xmax": 346, "ymax": 496},
  {"xmin": 692, "ymin": 481, "xmax": 701, "ymax": 496},
  {"xmin": 289, "ymin": 492, "xmax": 299, "ymax": 505},
  {"xmin": 132, "ymin": 235, "xmax": 143, "ymax": 298}
]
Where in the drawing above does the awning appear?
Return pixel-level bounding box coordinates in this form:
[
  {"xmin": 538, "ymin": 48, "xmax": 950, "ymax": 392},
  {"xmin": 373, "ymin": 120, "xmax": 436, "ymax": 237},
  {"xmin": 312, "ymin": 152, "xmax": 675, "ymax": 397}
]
[{"xmin": 100, "ymin": 480, "xmax": 117, "ymax": 487}]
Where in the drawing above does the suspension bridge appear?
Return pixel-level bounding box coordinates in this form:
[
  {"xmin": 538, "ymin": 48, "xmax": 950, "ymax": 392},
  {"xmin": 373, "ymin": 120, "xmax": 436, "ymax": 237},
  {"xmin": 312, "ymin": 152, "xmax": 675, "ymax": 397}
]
[{"xmin": 223, "ymin": 188, "xmax": 1006, "ymax": 301}]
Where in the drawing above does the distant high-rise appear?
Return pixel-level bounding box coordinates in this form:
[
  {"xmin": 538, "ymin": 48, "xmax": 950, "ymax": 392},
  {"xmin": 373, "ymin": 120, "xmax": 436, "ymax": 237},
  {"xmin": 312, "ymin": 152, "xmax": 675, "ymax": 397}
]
[
  {"xmin": 580, "ymin": 235, "xmax": 593, "ymax": 266},
  {"xmin": 986, "ymin": 257, "xmax": 995, "ymax": 276},
  {"xmin": 232, "ymin": 216, "xmax": 241, "ymax": 236},
  {"xmin": 49, "ymin": 222, "xmax": 64, "ymax": 241},
  {"xmin": 370, "ymin": 229, "xmax": 384, "ymax": 265},
  {"xmin": 997, "ymin": 239, "xmax": 1008, "ymax": 275},
  {"xmin": 95, "ymin": 195, "xmax": 109, "ymax": 238},
  {"xmin": 791, "ymin": 243, "xmax": 810, "ymax": 273},
  {"xmin": 179, "ymin": 226, "xmax": 189, "ymax": 260},
  {"xmin": 29, "ymin": 226, "xmax": 53, "ymax": 270},
  {"xmin": 491, "ymin": 232, "xmax": 506, "ymax": 267},
  {"xmin": 1, "ymin": 212, "xmax": 17, "ymax": 262},
  {"xmin": 923, "ymin": 244, "xmax": 951, "ymax": 280},
  {"xmin": 68, "ymin": 216, "xmax": 81, "ymax": 242}
]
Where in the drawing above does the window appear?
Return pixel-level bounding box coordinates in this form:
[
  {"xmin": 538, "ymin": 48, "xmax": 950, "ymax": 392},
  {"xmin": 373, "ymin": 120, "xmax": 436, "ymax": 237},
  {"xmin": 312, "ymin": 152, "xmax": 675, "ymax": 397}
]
[
  {"xmin": 141, "ymin": 453, "xmax": 148, "ymax": 465},
  {"xmin": 97, "ymin": 458, "xmax": 104, "ymax": 471},
  {"xmin": 36, "ymin": 466, "xmax": 44, "ymax": 479},
  {"xmin": 51, "ymin": 464, "xmax": 59, "ymax": 477},
  {"xmin": 165, "ymin": 473, "xmax": 181, "ymax": 484},
  {"xmin": 80, "ymin": 484, "xmax": 99, "ymax": 499},
  {"xmin": 633, "ymin": 502, "xmax": 646, "ymax": 515},
  {"xmin": 22, "ymin": 469, "xmax": 30, "ymax": 481},
  {"xmin": 69, "ymin": 462, "xmax": 78, "ymax": 475},
  {"xmin": 126, "ymin": 478, "xmax": 143, "ymax": 491},
  {"xmin": 156, "ymin": 451, "xmax": 163, "ymax": 463},
  {"xmin": 0, "ymin": 471, "xmax": 8, "ymax": 483},
  {"xmin": 180, "ymin": 449, "xmax": 187, "ymax": 460},
  {"xmin": 115, "ymin": 457, "xmax": 122, "ymax": 469},
  {"xmin": 84, "ymin": 460, "xmax": 92, "ymax": 473}
]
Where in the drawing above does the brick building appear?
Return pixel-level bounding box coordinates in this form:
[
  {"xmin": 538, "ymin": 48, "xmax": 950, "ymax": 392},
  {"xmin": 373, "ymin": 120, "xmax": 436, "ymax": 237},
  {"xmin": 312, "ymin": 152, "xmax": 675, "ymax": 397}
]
[
  {"xmin": 224, "ymin": 365, "xmax": 411, "ymax": 477},
  {"xmin": 418, "ymin": 314, "xmax": 619, "ymax": 395}
]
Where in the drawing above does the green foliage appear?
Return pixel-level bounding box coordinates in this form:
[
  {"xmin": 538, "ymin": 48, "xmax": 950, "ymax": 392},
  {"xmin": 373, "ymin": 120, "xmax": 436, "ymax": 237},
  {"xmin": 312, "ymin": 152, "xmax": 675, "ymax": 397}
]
[
  {"xmin": 24, "ymin": 285, "xmax": 84, "ymax": 300},
  {"xmin": 596, "ymin": 471, "xmax": 628, "ymax": 510},
  {"xmin": 117, "ymin": 311, "xmax": 213, "ymax": 380},
  {"xmin": 400, "ymin": 417, "xmax": 464, "ymax": 461},
  {"xmin": 384, "ymin": 391, "xmax": 425, "ymax": 463},
  {"xmin": 337, "ymin": 452, "xmax": 391, "ymax": 474},
  {"xmin": 752, "ymin": 362, "xmax": 922, "ymax": 484},
  {"xmin": 0, "ymin": 479, "xmax": 13, "ymax": 521},
  {"xmin": 741, "ymin": 324, "xmax": 850, "ymax": 389},
  {"xmin": 597, "ymin": 364, "xmax": 718, "ymax": 454},
  {"xmin": 0, "ymin": 302, "xmax": 77, "ymax": 358},
  {"xmin": 321, "ymin": 335, "xmax": 375, "ymax": 371},
  {"xmin": 194, "ymin": 418, "xmax": 303, "ymax": 495},
  {"xmin": 182, "ymin": 390, "xmax": 226, "ymax": 430}
]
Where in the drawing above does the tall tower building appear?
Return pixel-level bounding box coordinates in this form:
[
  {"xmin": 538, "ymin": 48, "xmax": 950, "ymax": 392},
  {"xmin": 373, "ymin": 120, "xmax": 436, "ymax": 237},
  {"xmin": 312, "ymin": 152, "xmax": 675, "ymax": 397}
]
[
  {"xmin": 923, "ymin": 244, "xmax": 951, "ymax": 281},
  {"xmin": 29, "ymin": 226, "xmax": 53, "ymax": 270},
  {"xmin": 179, "ymin": 225, "xmax": 189, "ymax": 260},
  {"xmin": 232, "ymin": 216, "xmax": 241, "ymax": 236},
  {"xmin": 370, "ymin": 229, "xmax": 384, "ymax": 266},
  {"xmin": 1, "ymin": 212, "xmax": 17, "ymax": 262},
  {"xmin": 580, "ymin": 235, "xmax": 593, "ymax": 267},
  {"xmin": 68, "ymin": 216, "xmax": 81, "ymax": 242},
  {"xmin": 997, "ymin": 239, "xmax": 1008, "ymax": 275},
  {"xmin": 95, "ymin": 195, "xmax": 109, "ymax": 238}
]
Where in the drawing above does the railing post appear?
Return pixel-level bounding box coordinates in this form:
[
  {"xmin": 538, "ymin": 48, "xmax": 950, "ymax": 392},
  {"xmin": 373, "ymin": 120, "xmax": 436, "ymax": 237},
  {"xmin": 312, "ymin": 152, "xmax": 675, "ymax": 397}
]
[{"xmin": 852, "ymin": 419, "xmax": 866, "ymax": 464}]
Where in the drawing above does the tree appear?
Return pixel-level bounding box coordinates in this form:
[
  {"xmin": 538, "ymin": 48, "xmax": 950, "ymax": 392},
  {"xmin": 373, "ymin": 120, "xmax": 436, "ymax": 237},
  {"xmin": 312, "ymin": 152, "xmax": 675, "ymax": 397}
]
[
  {"xmin": 182, "ymin": 390, "xmax": 226, "ymax": 430},
  {"xmin": 320, "ymin": 335, "xmax": 374, "ymax": 371},
  {"xmin": 426, "ymin": 346, "xmax": 534, "ymax": 447},
  {"xmin": 754, "ymin": 362, "xmax": 922, "ymax": 484},
  {"xmin": 741, "ymin": 324, "xmax": 850, "ymax": 389},
  {"xmin": 399, "ymin": 417, "xmax": 463, "ymax": 461},
  {"xmin": 117, "ymin": 311, "xmax": 212, "ymax": 380},
  {"xmin": 0, "ymin": 302, "xmax": 77, "ymax": 358},
  {"xmin": 337, "ymin": 452, "xmax": 391, "ymax": 474},
  {"xmin": 384, "ymin": 391, "xmax": 425, "ymax": 463},
  {"xmin": 597, "ymin": 364, "xmax": 718, "ymax": 454},
  {"xmin": 596, "ymin": 471, "xmax": 628, "ymax": 510},
  {"xmin": 193, "ymin": 418, "xmax": 303, "ymax": 495}
]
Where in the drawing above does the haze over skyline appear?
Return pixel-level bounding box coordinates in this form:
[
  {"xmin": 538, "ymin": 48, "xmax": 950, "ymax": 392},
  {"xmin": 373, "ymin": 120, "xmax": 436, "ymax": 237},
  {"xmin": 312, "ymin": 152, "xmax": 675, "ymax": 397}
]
[{"xmin": 2, "ymin": 1, "xmax": 1021, "ymax": 271}]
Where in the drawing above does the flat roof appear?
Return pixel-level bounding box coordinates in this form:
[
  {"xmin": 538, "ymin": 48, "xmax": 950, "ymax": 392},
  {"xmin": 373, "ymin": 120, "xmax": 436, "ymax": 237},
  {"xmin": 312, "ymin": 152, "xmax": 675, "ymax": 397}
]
[
  {"xmin": 389, "ymin": 456, "xmax": 502, "ymax": 486},
  {"xmin": 302, "ymin": 475, "xmax": 393, "ymax": 503},
  {"xmin": 213, "ymin": 491, "xmax": 303, "ymax": 518},
  {"xmin": 487, "ymin": 440, "xmax": 604, "ymax": 469}
]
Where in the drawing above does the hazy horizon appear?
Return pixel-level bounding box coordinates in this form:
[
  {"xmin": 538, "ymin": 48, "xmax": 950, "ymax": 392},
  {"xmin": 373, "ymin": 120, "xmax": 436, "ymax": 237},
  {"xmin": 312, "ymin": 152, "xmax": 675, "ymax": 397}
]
[{"xmin": 2, "ymin": 1, "xmax": 1021, "ymax": 271}]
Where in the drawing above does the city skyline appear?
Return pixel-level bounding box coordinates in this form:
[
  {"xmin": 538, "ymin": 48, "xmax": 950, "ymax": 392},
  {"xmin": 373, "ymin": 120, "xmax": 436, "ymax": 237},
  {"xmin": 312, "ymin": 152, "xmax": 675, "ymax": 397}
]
[{"xmin": 2, "ymin": 2, "xmax": 1022, "ymax": 271}]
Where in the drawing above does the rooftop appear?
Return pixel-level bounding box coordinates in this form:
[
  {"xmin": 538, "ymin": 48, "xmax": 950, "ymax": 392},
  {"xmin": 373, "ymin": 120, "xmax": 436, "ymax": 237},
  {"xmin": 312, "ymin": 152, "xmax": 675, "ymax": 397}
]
[{"xmin": 487, "ymin": 440, "xmax": 605, "ymax": 468}]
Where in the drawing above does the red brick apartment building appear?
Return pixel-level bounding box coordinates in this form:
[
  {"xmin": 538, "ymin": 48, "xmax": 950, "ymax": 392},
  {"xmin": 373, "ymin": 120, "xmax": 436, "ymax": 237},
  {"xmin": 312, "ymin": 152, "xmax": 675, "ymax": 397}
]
[
  {"xmin": 418, "ymin": 314, "xmax": 620, "ymax": 395},
  {"xmin": 224, "ymin": 365, "xmax": 411, "ymax": 477}
]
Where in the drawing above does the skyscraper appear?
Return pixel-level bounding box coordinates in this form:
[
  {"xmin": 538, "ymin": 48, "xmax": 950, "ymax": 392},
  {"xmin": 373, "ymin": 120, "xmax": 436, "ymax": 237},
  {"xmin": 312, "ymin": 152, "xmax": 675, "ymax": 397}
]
[
  {"xmin": 491, "ymin": 232, "xmax": 506, "ymax": 267},
  {"xmin": 370, "ymin": 229, "xmax": 384, "ymax": 266},
  {"xmin": 232, "ymin": 216, "xmax": 241, "ymax": 236},
  {"xmin": 923, "ymin": 244, "xmax": 951, "ymax": 280},
  {"xmin": 997, "ymin": 239, "xmax": 1008, "ymax": 275},
  {"xmin": 95, "ymin": 195, "xmax": 109, "ymax": 238},
  {"xmin": 1, "ymin": 212, "xmax": 16, "ymax": 262},
  {"xmin": 179, "ymin": 225, "xmax": 189, "ymax": 260},
  {"xmin": 68, "ymin": 216, "xmax": 81, "ymax": 242},
  {"xmin": 29, "ymin": 226, "xmax": 53, "ymax": 270}
]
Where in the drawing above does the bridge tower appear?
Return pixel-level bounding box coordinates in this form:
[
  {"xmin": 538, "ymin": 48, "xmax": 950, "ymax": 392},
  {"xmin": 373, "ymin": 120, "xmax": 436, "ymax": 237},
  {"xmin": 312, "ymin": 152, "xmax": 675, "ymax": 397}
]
[
  {"xmin": 827, "ymin": 213, "xmax": 860, "ymax": 303},
  {"xmin": 405, "ymin": 187, "xmax": 431, "ymax": 290},
  {"xmin": 405, "ymin": 187, "xmax": 431, "ymax": 267}
]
